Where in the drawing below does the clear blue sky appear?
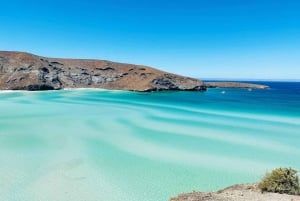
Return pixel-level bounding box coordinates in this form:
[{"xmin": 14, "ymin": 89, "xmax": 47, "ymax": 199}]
[{"xmin": 1, "ymin": 0, "xmax": 300, "ymax": 80}]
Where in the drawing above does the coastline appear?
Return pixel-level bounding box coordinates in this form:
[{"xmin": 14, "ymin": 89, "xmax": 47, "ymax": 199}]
[
  {"xmin": 204, "ymin": 81, "xmax": 269, "ymax": 89},
  {"xmin": 0, "ymin": 51, "xmax": 269, "ymax": 92},
  {"xmin": 0, "ymin": 51, "xmax": 206, "ymax": 92},
  {"xmin": 170, "ymin": 183, "xmax": 300, "ymax": 201}
]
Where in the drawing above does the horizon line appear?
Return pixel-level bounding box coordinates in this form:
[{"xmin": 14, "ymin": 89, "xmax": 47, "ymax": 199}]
[{"xmin": 201, "ymin": 78, "xmax": 300, "ymax": 82}]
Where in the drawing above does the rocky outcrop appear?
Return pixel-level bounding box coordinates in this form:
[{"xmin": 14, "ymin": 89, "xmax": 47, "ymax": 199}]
[
  {"xmin": 0, "ymin": 51, "xmax": 206, "ymax": 92},
  {"xmin": 169, "ymin": 183, "xmax": 300, "ymax": 201},
  {"xmin": 204, "ymin": 82, "xmax": 269, "ymax": 89}
]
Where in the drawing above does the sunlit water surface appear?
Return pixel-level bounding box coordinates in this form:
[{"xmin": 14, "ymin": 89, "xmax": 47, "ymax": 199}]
[{"xmin": 1, "ymin": 82, "xmax": 300, "ymax": 201}]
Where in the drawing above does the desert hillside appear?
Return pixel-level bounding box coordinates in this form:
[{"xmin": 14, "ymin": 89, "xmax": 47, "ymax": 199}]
[{"xmin": 0, "ymin": 51, "xmax": 206, "ymax": 92}]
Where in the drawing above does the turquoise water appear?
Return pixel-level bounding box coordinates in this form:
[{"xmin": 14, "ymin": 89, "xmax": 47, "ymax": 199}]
[{"xmin": 1, "ymin": 82, "xmax": 300, "ymax": 201}]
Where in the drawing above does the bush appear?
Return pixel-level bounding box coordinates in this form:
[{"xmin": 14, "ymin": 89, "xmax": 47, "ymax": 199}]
[{"xmin": 258, "ymin": 167, "xmax": 300, "ymax": 195}]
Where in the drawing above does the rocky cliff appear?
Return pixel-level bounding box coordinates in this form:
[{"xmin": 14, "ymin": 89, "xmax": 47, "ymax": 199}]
[{"xmin": 0, "ymin": 51, "xmax": 206, "ymax": 92}]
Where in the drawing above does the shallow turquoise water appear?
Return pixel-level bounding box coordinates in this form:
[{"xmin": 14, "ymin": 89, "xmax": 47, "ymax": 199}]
[{"xmin": 0, "ymin": 82, "xmax": 300, "ymax": 201}]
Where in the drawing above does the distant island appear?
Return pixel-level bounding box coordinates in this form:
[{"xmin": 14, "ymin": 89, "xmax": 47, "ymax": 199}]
[{"xmin": 0, "ymin": 51, "xmax": 268, "ymax": 92}]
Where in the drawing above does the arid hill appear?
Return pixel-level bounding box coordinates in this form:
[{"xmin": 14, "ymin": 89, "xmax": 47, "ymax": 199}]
[
  {"xmin": 0, "ymin": 51, "xmax": 206, "ymax": 92},
  {"xmin": 0, "ymin": 51, "xmax": 269, "ymax": 91}
]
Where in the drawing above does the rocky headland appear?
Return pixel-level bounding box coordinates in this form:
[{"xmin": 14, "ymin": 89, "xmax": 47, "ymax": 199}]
[
  {"xmin": 0, "ymin": 51, "xmax": 268, "ymax": 92},
  {"xmin": 170, "ymin": 183, "xmax": 300, "ymax": 201},
  {"xmin": 0, "ymin": 51, "xmax": 206, "ymax": 92},
  {"xmin": 204, "ymin": 82, "xmax": 269, "ymax": 89}
]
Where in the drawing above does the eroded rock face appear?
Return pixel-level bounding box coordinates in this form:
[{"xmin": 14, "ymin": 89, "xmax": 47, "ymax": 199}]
[
  {"xmin": 0, "ymin": 51, "xmax": 206, "ymax": 92},
  {"xmin": 150, "ymin": 75, "xmax": 207, "ymax": 91}
]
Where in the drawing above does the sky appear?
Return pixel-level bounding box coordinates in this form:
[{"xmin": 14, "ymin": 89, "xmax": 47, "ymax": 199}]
[{"xmin": 1, "ymin": 0, "xmax": 300, "ymax": 80}]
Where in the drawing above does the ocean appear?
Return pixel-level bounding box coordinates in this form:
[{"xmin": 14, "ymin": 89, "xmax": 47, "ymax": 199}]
[{"xmin": 0, "ymin": 81, "xmax": 299, "ymax": 201}]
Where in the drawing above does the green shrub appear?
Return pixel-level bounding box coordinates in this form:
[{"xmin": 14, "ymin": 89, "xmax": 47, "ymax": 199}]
[{"xmin": 258, "ymin": 167, "xmax": 300, "ymax": 195}]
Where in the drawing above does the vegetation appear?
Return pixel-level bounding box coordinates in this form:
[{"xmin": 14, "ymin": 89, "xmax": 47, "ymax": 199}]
[{"xmin": 258, "ymin": 167, "xmax": 300, "ymax": 195}]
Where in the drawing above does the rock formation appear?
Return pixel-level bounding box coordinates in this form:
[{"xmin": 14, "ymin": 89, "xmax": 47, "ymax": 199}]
[
  {"xmin": 169, "ymin": 183, "xmax": 300, "ymax": 201},
  {"xmin": 0, "ymin": 51, "xmax": 206, "ymax": 92}
]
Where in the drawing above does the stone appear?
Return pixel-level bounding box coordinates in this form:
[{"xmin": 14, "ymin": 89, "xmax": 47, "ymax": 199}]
[{"xmin": 0, "ymin": 51, "xmax": 207, "ymax": 92}]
